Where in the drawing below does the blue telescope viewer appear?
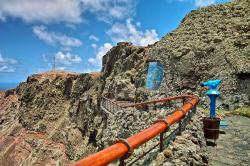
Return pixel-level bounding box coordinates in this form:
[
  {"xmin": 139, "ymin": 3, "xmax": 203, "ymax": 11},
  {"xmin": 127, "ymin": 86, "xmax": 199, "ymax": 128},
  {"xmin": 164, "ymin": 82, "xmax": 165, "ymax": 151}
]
[{"xmin": 200, "ymin": 79, "xmax": 221, "ymax": 119}]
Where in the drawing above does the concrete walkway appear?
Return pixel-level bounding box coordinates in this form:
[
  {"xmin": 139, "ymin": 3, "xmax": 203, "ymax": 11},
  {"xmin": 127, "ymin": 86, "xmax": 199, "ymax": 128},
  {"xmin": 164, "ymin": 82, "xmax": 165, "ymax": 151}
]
[{"xmin": 207, "ymin": 116, "xmax": 250, "ymax": 166}]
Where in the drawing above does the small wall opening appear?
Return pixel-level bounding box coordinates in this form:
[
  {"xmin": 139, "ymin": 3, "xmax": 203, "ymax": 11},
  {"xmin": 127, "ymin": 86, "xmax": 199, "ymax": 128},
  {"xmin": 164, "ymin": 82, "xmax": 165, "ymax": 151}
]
[{"xmin": 145, "ymin": 61, "xmax": 164, "ymax": 90}]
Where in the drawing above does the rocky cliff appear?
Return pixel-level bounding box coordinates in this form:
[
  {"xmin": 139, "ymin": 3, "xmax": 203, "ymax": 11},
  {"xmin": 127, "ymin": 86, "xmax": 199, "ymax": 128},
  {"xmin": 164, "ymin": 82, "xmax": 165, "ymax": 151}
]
[
  {"xmin": 0, "ymin": 0, "xmax": 249, "ymax": 165},
  {"xmin": 0, "ymin": 71, "xmax": 105, "ymax": 165},
  {"xmin": 100, "ymin": 0, "xmax": 250, "ymax": 110},
  {"xmin": 132, "ymin": 0, "xmax": 249, "ymax": 110}
]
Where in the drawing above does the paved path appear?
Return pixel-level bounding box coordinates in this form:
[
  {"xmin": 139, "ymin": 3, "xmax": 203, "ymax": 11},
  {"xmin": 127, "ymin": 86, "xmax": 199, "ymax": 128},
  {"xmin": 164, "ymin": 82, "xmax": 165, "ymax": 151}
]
[{"xmin": 207, "ymin": 115, "xmax": 250, "ymax": 166}]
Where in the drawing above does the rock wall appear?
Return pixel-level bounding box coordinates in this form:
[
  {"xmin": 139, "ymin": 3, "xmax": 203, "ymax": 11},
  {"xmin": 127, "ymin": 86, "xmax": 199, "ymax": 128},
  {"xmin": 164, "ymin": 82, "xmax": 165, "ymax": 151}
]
[
  {"xmin": 0, "ymin": 0, "xmax": 250, "ymax": 165},
  {"xmin": 0, "ymin": 72, "xmax": 105, "ymax": 165},
  {"xmin": 142, "ymin": 0, "xmax": 250, "ymax": 110},
  {"xmin": 100, "ymin": 42, "xmax": 149, "ymax": 101},
  {"xmin": 99, "ymin": 0, "xmax": 250, "ymax": 110}
]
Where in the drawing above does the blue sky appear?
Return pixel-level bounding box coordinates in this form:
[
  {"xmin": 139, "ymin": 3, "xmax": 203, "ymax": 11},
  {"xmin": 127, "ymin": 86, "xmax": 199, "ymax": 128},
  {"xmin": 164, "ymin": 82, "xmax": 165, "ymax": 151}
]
[{"xmin": 0, "ymin": 0, "xmax": 230, "ymax": 83}]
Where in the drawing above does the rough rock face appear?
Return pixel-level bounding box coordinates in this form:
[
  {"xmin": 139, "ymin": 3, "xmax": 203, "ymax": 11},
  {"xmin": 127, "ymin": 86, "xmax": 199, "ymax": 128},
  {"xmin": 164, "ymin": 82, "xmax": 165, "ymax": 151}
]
[
  {"xmin": 152, "ymin": 110, "xmax": 208, "ymax": 166},
  {"xmin": 0, "ymin": 72, "xmax": 105, "ymax": 165},
  {"xmin": 100, "ymin": 42, "xmax": 149, "ymax": 101},
  {"xmin": 99, "ymin": 0, "xmax": 250, "ymax": 165},
  {"xmin": 99, "ymin": 0, "xmax": 250, "ymax": 109},
  {"xmin": 143, "ymin": 0, "xmax": 250, "ymax": 110},
  {"xmin": 1, "ymin": 0, "xmax": 250, "ymax": 165},
  {"xmin": 100, "ymin": 102, "xmax": 208, "ymax": 166}
]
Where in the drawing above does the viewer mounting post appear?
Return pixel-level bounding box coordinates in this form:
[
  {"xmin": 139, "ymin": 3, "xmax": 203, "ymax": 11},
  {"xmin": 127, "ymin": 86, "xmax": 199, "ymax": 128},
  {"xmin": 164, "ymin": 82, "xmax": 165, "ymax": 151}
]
[{"xmin": 201, "ymin": 79, "xmax": 222, "ymax": 143}]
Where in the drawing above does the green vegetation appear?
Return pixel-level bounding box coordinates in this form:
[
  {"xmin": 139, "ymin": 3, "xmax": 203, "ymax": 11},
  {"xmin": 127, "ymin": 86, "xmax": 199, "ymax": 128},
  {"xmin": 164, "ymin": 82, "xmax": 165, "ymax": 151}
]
[
  {"xmin": 199, "ymin": 107, "xmax": 228, "ymax": 117},
  {"xmin": 231, "ymin": 107, "xmax": 250, "ymax": 118},
  {"xmin": 199, "ymin": 106, "xmax": 250, "ymax": 118}
]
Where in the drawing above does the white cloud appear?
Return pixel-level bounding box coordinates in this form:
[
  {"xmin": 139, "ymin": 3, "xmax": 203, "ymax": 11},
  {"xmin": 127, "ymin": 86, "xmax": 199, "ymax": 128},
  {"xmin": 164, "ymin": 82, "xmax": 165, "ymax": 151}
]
[
  {"xmin": 0, "ymin": 0, "xmax": 137, "ymax": 24},
  {"xmin": 88, "ymin": 43, "xmax": 113, "ymax": 66},
  {"xmin": 43, "ymin": 51, "xmax": 82, "ymax": 70},
  {"xmin": 55, "ymin": 52, "xmax": 82, "ymax": 65},
  {"xmin": 80, "ymin": 0, "xmax": 137, "ymax": 23},
  {"xmin": 91, "ymin": 43, "xmax": 98, "ymax": 49},
  {"xmin": 0, "ymin": 0, "xmax": 82, "ymax": 24},
  {"xmin": 194, "ymin": 0, "xmax": 216, "ymax": 7},
  {"xmin": 33, "ymin": 25, "xmax": 82, "ymax": 49},
  {"xmin": 0, "ymin": 53, "xmax": 17, "ymax": 72},
  {"xmin": 107, "ymin": 19, "xmax": 159, "ymax": 46},
  {"xmin": 89, "ymin": 35, "xmax": 99, "ymax": 42},
  {"xmin": 172, "ymin": 0, "xmax": 217, "ymax": 7}
]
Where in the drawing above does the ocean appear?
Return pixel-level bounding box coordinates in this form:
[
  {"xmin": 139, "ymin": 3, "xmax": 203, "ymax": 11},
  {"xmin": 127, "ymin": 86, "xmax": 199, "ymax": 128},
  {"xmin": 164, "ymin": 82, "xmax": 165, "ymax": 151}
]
[{"xmin": 0, "ymin": 82, "xmax": 19, "ymax": 90}]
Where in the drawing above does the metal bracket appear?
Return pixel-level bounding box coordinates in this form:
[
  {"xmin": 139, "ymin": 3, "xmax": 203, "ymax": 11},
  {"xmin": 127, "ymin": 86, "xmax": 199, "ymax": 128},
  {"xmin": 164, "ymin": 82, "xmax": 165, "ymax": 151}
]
[
  {"xmin": 185, "ymin": 100, "xmax": 195, "ymax": 107},
  {"xmin": 115, "ymin": 139, "xmax": 134, "ymax": 166},
  {"xmin": 115, "ymin": 139, "xmax": 134, "ymax": 158},
  {"xmin": 153, "ymin": 119, "xmax": 170, "ymax": 131},
  {"xmin": 177, "ymin": 107, "xmax": 186, "ymax": 115}
]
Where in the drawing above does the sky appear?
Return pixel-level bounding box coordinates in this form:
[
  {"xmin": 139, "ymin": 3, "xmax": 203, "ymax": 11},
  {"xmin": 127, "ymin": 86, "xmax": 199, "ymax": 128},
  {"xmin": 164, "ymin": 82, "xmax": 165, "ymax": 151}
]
[{"xmin": 0, "ymin": 0, "xmax": 230, "ymax": 83}]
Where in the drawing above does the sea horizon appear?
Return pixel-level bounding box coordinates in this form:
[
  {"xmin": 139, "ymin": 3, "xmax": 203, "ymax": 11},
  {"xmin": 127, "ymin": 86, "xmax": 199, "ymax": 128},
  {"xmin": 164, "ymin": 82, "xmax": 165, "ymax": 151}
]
[{"xmin": 0, "ymin": 82, "xmax": 19, "ymax": 90}]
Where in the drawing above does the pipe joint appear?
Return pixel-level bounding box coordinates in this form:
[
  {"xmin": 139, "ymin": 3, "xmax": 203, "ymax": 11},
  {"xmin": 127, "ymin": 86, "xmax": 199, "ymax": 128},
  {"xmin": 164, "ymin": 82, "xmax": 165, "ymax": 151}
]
[
  {"xmin": 177, "ymin": 107, "xmax": 186, "ymax": 114},
  {"xmin": 185, "ymin": 100, "xmax": 195, "ymax": 107},
  {"xmin": 114, "ymin": 139, "xmax": 134, "ymax": 158},
  {"xmin": 153, "ymin": 119, "xmax": 170, "ymax": 131}
]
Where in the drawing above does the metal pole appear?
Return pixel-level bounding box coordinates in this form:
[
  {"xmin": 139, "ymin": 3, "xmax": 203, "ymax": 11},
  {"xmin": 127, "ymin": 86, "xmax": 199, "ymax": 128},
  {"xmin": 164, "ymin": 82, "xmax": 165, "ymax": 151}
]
[
  {"xmin": 53, "ymin": 54, "xmax": 56, "ymax": 71},
  {"xmin": 192, "ymin": 105, "xmax": 197, "ymax": 114},
  {"xmin": 178, "ymin": 120, "xmax": 182, "ymax": 135},
  {"xmin": 160, "ymin": 132, "xmax": 164, "ymax": 152},
  {"xmin": 182, "ymin": 98, "xmax": 186, "ymax": 105},
  {"xmin": 119, "ymin": 157, "xmax": 126, "ymax": 166}
]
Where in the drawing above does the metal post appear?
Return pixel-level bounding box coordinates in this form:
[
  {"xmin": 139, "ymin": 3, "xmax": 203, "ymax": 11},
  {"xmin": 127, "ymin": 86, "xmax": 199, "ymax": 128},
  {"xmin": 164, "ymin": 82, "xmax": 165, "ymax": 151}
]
[
  {"xmin": 53, "ymin": 54, "xmax": 56, "ymax": 71},
  {"xmin": 182, "ymin": 98, "xmax": 186, "ymax": 105},
  {"xmin": 192, "ymin": 105, "xmax": 197, "ymax": 114},
  {"xmin": 119, "ymin": 157, "xmax": 126, "ymax": 166},
  {"xmin": 160, "ymin": 132, "xmax": 164, "ymax": 152},
  {"xmin": 178, "ymin": 120, "xmax": 182, "ymax": 135},
  {"xmin": 188, "ymin": 110, "xmax": 191, "ymax": 121}
]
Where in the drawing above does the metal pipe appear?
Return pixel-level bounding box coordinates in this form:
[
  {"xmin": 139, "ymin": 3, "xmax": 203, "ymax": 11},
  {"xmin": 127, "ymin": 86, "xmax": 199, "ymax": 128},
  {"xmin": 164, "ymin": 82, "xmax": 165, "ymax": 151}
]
[
  {"xmin": 72, "ymin": 95, "xmax": 198, "ymax": 166},
  {"xmin": 121, "ymin": 95, "xmax": 196, "ymax": 108}
]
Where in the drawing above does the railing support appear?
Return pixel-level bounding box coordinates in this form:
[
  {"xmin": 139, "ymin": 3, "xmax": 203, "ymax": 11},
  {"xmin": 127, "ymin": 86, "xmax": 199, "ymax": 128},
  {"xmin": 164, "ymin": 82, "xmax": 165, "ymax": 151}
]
[
  {"xmin": 73, "ymin": 95, "xmax": 199, "ymax": 166},
  {"xmin": 159, "ymin": 132, "xmax": 164, "ymax": 152},
  {"xmin": 119, "ymin": 157, "xmax": 126, "ymax": 166},
  {"xmin": 182, "ymin": 98, "xmax": 186, "ymax": 105},
  {"xmin": 188, "ymin": 111, "xmax": 191, "ymax": 121},
  {"xmin": 178, "ymin": 120, "xmax": 182, "ymax": 135},
  {"xmin": 192, "ymin": 105, "xmax": 197, "ymax": 114}
]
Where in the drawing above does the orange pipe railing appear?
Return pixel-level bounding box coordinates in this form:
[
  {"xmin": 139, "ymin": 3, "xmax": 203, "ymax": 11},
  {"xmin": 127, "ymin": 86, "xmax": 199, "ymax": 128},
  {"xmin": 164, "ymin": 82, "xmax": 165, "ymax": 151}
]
[
  {"xmin": 121, "ymin": 95, "xmax": 195, "ymax": 108},
  {"xmin": 72, "ymin": 95, "xmax": 199, "ymax": 166}
]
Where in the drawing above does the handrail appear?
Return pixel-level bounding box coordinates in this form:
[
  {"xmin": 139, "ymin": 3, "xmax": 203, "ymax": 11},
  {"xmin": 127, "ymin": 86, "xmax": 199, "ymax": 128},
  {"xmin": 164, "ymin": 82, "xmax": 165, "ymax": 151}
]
[
  {"xmin": 121, "ymin": 95, "xmax": 194, "ymax": 108},
  {"xmin": 72, "ymin": 95, "xmax": 199, "ymax": 166},
  {"xmin": 101, "ymin": 96, "xmax": 124, "ymax": 114}
]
